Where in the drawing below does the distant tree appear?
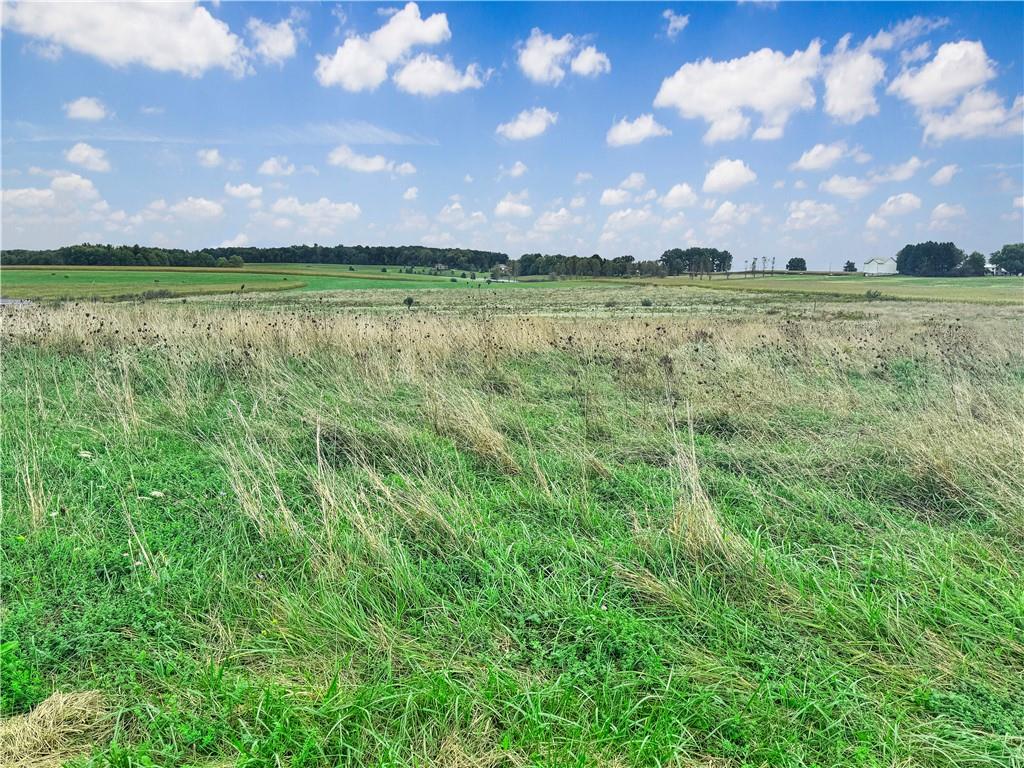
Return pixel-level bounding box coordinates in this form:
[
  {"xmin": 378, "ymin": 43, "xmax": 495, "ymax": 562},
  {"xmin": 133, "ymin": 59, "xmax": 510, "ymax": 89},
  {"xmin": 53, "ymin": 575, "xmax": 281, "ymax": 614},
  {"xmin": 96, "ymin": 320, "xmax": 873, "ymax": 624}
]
[
  {"xmin": 215, "ymin": 257, "xmax": 229, "ymax": 267},
  {"xmin": 958, "ymin": 251, "xmax": 987, "ymax": 276},
  {"xmin": 895, "ymin": 241, "xmax": 964, "ymax": 276},
  {"xmin": 227, "ymin": 254, "xmax": 244, "ymax": 268},
  {"xmin": 843, "ymin": 260, "xmax": 857, "ymax": 272},
  {"xmin": 403, "ymin": 296, "xmax": 415, "ymax": 309},
  {"xmin": 990, "ymin": 243, "xmax": 1024, "ymax": 275},
  {"xmin": 786, "ymin": 257, "xmax": 807, "ymax": 271}
]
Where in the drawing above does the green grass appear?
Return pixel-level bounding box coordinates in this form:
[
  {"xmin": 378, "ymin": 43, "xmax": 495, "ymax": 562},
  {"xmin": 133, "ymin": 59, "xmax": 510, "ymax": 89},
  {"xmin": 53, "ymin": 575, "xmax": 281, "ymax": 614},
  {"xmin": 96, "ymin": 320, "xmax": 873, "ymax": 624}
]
[
  {"xmin": 2, "ymin": 289, "xmax": 1023, "ymax": 767},
  {"xmin": 0, "ymin": 267, "xmax": 300, "ymax": 301},
  {"xmin": 639, "ymin": 273, "xmax": 1024, "ymax": 304}
]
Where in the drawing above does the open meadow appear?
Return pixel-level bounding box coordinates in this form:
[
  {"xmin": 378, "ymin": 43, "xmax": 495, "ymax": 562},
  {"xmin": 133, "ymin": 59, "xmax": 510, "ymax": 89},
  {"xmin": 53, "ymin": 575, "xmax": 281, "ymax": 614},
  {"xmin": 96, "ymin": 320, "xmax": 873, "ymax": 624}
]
[{"xmin": 2, "ymin": 282, "xmax": 1023, "ymax": 767}]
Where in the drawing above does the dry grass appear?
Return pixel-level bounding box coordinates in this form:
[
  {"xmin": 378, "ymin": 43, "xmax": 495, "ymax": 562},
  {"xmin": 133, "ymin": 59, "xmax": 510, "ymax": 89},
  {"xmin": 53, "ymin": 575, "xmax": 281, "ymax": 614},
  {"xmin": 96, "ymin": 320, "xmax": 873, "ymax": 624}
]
[{"xmin": 0, "ymin": 691, "xmax": 111, "ymax": 767}]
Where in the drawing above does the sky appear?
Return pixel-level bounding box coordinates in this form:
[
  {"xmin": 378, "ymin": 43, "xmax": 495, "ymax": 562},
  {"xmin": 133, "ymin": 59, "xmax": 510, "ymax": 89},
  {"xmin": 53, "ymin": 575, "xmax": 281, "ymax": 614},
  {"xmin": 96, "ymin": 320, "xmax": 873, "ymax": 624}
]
[{"xmin": 2, "ymin": 1, "xmax": 1022, "ymax": 268}]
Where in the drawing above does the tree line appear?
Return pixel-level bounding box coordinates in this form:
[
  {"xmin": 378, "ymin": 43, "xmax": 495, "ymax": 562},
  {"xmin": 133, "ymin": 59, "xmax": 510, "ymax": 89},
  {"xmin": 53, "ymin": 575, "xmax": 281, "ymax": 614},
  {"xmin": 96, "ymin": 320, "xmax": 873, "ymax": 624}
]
[
  {"xmin": 516, "ymin": 247, "xmax": 733, "ymax": 278},
  {"xmin": 1, "ymin": 243, "xmax": 510, "ymax": 272},
  {"xmin": 895, "ymin": 242, "xmax": 1023, "ymax": 276}
]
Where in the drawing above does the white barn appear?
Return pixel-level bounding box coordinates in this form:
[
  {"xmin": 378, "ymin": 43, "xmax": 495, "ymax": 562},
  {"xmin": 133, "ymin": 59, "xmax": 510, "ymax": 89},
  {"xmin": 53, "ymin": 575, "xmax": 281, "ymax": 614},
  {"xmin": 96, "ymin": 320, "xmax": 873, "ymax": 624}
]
[{"xmin": 863, "ymin": 256, "xmax": 898, "ymax": 276}]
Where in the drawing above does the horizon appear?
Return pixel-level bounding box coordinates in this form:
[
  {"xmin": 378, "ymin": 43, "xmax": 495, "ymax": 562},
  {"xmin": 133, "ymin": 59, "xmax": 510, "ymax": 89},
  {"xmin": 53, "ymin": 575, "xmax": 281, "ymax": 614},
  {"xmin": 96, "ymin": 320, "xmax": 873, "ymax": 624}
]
[{"xmin": 2, "ymin": 2, "xmax": 1023, "ymax": 269}]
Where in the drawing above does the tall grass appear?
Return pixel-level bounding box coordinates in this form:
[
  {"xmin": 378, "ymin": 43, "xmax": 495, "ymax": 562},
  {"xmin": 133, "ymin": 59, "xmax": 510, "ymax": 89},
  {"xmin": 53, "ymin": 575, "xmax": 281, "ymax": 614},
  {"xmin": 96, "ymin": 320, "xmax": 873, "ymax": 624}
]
[{"xmin": 2, "ymin": 291, "xmax": 1023, "ymax": 767}]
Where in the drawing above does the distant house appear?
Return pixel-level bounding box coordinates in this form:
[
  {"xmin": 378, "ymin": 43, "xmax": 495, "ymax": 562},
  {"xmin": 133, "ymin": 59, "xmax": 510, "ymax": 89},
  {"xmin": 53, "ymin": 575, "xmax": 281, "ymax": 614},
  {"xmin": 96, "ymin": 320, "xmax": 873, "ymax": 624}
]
[{"xmin": 863, "ymin": 256, "xmax": 898, "ymax": 276}]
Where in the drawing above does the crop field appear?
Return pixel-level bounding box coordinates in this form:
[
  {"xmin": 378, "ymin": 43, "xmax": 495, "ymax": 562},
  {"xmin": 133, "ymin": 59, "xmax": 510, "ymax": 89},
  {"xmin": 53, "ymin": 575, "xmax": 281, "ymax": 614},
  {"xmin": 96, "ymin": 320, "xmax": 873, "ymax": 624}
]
[
  {"xmin": 2, "ymin": 284, "xmax": 1023, "ymax": 767},
  {"xmin": 649, "ymin": 273, "xmax": 1024, "ymax": 305}
]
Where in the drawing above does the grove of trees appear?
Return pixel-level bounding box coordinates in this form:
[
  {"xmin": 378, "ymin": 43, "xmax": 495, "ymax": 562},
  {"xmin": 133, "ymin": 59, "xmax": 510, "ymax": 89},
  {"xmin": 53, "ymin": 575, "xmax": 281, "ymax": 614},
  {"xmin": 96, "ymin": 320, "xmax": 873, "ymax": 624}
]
[
  {"xmin": 785, "ymin": 257, "xmax": 807, "ymax": 271},
  {"xmin": 892, "ymin": 242, "xmax": 1023, "ymax": 277}
]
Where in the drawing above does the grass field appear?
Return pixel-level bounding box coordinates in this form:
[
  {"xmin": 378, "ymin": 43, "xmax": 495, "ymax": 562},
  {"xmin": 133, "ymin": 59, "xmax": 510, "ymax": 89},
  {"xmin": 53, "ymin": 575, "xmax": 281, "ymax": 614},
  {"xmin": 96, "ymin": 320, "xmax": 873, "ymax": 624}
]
[
  {"xmin": 2, "ymin": 284, "xmax": 1022, "ymax": 767},
  {"xmin": 648, "ymin": 273, "xmax": 1024, "ymax": 305}
]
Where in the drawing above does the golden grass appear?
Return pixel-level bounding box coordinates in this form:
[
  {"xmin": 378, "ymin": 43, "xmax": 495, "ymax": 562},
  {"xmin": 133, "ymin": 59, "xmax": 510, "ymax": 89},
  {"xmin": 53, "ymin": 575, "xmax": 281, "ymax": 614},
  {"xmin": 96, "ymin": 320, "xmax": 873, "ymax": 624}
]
[{"xmin": 0, "ymin": 691, "xmax": 111, "ymax": 768}]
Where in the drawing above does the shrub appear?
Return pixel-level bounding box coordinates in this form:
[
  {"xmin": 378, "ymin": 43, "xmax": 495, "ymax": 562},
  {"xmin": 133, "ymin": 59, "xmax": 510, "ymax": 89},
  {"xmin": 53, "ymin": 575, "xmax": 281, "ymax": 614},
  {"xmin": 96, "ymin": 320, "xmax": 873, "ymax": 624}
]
[
  {"xmin": 403, "ymin": 296, "xmax": 415, "ymax": 309},
  {"xmin": 641, "ymin": 298, "xmax": 654, "ymax": 307}
]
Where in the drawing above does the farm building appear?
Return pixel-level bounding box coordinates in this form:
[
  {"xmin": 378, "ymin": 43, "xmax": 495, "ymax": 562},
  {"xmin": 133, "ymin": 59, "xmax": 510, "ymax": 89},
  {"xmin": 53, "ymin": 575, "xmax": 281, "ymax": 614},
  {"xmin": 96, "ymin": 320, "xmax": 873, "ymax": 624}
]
[{"xmin": 863, "ymin": 256, "xmax": 898, "ymax": 276}]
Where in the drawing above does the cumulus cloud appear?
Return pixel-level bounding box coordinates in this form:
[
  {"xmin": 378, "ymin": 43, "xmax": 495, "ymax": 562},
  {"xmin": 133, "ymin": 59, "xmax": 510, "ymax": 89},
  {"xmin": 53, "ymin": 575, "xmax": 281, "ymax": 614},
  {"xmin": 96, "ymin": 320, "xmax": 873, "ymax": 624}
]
[
  {"xmin": 654, "ymin": 41, "xmax": 821, "ymax": 142},
  {"xmin": 819, "ymin": 174, "xmax": 873, "ymax": 200},
  {"xmin": 606, "ymin": 114, "xmax": 671, "ymax": 147},
  {"xmin": 600, "ymin": 188, "xmax": 631, "ymax": 206},
  {"xmin": 703, "ymin": 158, "xmax": 756, "ymax": 193},
  {"xmin": 869, "ymin": 156, "xmax": 924, "ymax": 183},
  {"xmin": 494, "ymin": 191, "xmax": 532, "ymax": 218},
  {"xmin": 824, "ymin": 35, "xmax": 885, "ymax": 124},
  {"xmin": 271, "ymin": 196, "xmax": 361, "ymax": 234},
  {"xmin": 65, "ymin": 142, "xmax": 110, "ymax": 172},
  {"xmin": 328, "ymin": 144, "xmax": 416, "ymax": 174},
  {"xmin": 247, "ymin": 16, "xmax": 299, "ymax": 65},
  {"xmin": 660, "ymin": 183, "xmax": 698, "ymax": 209},
  {"xmin": 220, "ymin": 233, "xmax": 250, "ymax": 247},
  {"xmin": 792, "ymin": 141, "xmax": 850, "ymax": 171},
  {"xmin": 877, "ymin": 192, "xmax": 922, "ymax": 217},
  {"xmin": 197, "ymin": 148, "xmax": 224, "ymax": 168},
  {"xmin": 620, "ymin": 172, "xmax": 647, "ymax": 190},
  {"xmin": 403, "ymin": 186, "xmax": 419, "ymax": 200},
  {"xmin": 393, "ymin": 54, "xmax": 485, "ymax": 95},
  {"xmin": 258, "ymin": 156, "xmax": 295, "ymax": 176},
  {"xmin": 533, "ymin": 207, "xmax": 581, "ymax": 233},
  {"xmin": 575, "ymin": 172, "xmax": 593, "ymax": 184},
  {"xmin": 170, "ymin": 196, "xmax": 224, "ymax": 220},
  {"xmin": 929, "ymin": 202, "xmax": 966, "ymax": 227},
  {"xmin": 4, "ymin": 1, "xmax": 250, "ymax": 77},
  {"xmin": 316, "ymin": 2, "xmax": 472, "ymax": 93},
  {"xmin": 496, "ymin": 107, "xmax": 558, "ymax": 140},
  {"xmin": 784, "ymin": 199, "xmax": 840, "ymax": 230},
  {"xmin": 571, "ymin": 46, "xmax": 611, "ymax": 77},
  {"xmin": 225, "ymin": 182, "xmax": 262, "ymax": 199},
  {"xmin": 887, "ymin": 41, "xmax": 1022, "ymax": 142},
  {"xmin": 663, "ymin": 10, "xmax": 689, "ymax": 40},
  {"xmin": 3, "ymin": 187, "xmax": 57, "ymax": 209},
  {"xmin": 929, "ymin": 164, "xmax": 959, "ymax": 186},
  {"xmin": 601, "ymin": 207, "xmax": 656, "ymax": 242},
  {"xmin": 64, "ymin": 96, "xmax": 107, "ymax": 121},
  {"xmin": 499, "ymin": 161, "xmax": 528, "ymax": 179},
  {"xmin": 50, "ymin": 173, "xmax": 99, "ymax": 200},
  {"xmin": 709, "ymin": 200, "xmax": 760, "ymax": 230},
  {"xmin": 437, "ymin": 201, "xmax": 486, "ymax": 229}
]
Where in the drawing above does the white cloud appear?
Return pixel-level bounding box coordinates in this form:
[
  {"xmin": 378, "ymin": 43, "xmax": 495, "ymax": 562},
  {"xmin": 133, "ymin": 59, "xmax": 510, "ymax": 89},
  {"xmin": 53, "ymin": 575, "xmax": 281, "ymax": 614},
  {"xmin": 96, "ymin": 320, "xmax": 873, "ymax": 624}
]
[
  {"xmin": 220, "ymin": 233, "xmax": 250, "ymax": 247},
  {"xmin": 464, "ymin": 174, "xmax": 474, "ymax": 183},
  {"xmin": 4, "ymin": 1, "xmax": 249, "ymax": 77},
  {"xmin": 197, "ymin": 148, "xmax": 224, "ymax": 168},
  {"xmin": 660, "ymin": 183, "xmax": 698, "ymax": 209},
  {"xmin": 247, "ymin": 17, "xmax": 298, "ymax": 65},
  {"xmin": 792, "ymin": 141, "xmax": 848, "ymax": 171},
  {"xmin": 784, "ymin": 199, "xmax": 840, "ymax": 230},
  {"xmin": 500, "ymin": 161, "xmax": 528, "ymax": 179},
  {"xmin": 1014, "ymin": 196, "xmax": 1023, "ymax": 209},
  {"xmin": 437, "ymin": 201, "xmax": 485, "ymax": 229},
  {"xmin": 709, "ymin": 200, "xmax": 759, "ymax": 230},
  {"xmin": 49, "ymin": 173, "xmax": 99, "ymax": 200},
  {"xmin": 65, "ymin": 142, "xmax": 110, "ymax": 172},
  {"xmin": 887, "ymin": 40, "xmax": 1022, "ymax": 142},
  {"xmin": 315, "ymin": 2, "xmax": 455, "ymax": 92},
  {"xmin": 869, "ymin": 156, "xmax": 924, "ymax": 183},
  {"xmin": 271, "ymin": 196, "xmax": 361, "ymax": 234},
  {"xmin": 919, "ymin": 89, "xmax": 1023, "ymax": 143},
  {"xmin": 569, "ymin": 196, "xmax": 586, "ymax": 208},
  {"xmin": 663, "ymin": 10, "xmax": 689, "ymax": 40},
  {"xmin": 496, "ymin": 107, "xmax": 558, "ymax": 140},
  {"xmin": 929, "ymin": 164, "xmax": 959, "ymax": 186},
  {"xmin": 2, "ymin": 188, "xmax": 56, "ymax": 209},
  {"xmin": 170, "ymin": 196, "xmax": 224, "ymax": 220},
  {"xmin": 620, "ymin": 172, "xmax": 647, "ymax": 190},
  {"xmin": 824, "ymin": 35, "xmax": 885, "ymax": 124},
  {"xmin": 575, "ymin": 171, "xmax": 593, "ymax": 184},
  {"xmin": 929, "ymin": 202, "xmax": 966, "ymax": 226},
  {"xmin": 606, "ymin": 114, "xmax": 671, "ymax": 147},
  {"xmin": 888, "ymin": 40, "xmax": 994, "ymax": 111},
  {"xmin": 703, "ymin": 158, "xmax": 756, "ymax": 193},
  {"xmin": 865, "ymin": 212, "xmax": 888, "ymax": 231},
  {"xmin": 328, "ymin": 144, "xmax": 415, "ymax": 174},
  {"xmin": 517, "ymin": 28, "xmax": 574, "ymax": 84},
  {"xmin": 571, "ymin": 46, "xmax": 611, "ymax": 77},
  {"xmin": 64, "ymin": 96, "xmax": 107, "ymax": 121},
  {"xmin": 600, "ymin": 188, "xmax": 631, "ymax": 206},
  {"xmin": 877, "ymin": 192, "xmax": 922, "ymax": 217},
  {"xmin": 533, "ymin": 207, "xmax": 580, "ymax": 233},
  {"xmin": 654, "ymin": 41, "xmax": 821, "ymax": 142},
  {"xmin": 225, "ymin": 182, "xmax": 262, "ymax": 199},
  {"xmin": 258, "ymin": 156, "xmax": 295, "ymax": 176},
  {"xmin": 393, "ymin": 54, "xmax": 485, "ymax": 95},
  {"xmin": 819, "ymin": 174, "xmax": 872, "ymax": 200},
  {"xmin": 601, "ymin": 207, "xmax": 656, "ymax": 241},
  {"xmin": 403, "ymin": 186, "xmax": 419, "ymax": 200},
  {"xmin": 494, "ymin": 191, "xmax": 532, "ymax": 218}
]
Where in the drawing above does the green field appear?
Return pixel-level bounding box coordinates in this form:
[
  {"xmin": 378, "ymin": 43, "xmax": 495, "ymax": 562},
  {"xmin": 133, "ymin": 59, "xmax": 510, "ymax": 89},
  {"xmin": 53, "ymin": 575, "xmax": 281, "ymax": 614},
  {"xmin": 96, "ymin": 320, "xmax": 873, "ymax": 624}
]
[
  {"xmin": 3, "ymin": 283, "xmax": 1022, "ymax": 767},
  {"xmin": 648, "ymin": 273, "xmax": 1024, "ymax": 304}
]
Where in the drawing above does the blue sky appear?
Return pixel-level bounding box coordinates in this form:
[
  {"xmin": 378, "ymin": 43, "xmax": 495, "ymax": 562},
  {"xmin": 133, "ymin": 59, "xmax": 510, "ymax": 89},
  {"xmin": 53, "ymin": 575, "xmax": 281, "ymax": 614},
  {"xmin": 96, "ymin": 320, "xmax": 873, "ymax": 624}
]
[{"xmin": 2, "ymin": 1, "xmax": 1022, "ymax": 267}]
